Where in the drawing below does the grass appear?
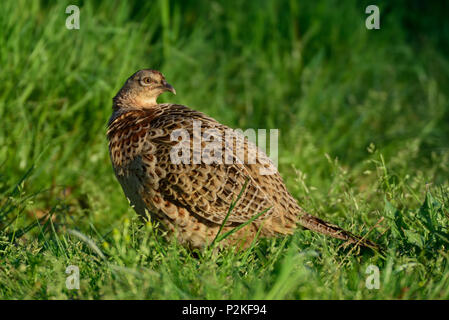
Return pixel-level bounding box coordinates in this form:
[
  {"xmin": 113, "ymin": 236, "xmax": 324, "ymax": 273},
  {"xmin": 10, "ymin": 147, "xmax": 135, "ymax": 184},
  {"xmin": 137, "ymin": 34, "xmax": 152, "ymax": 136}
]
[{"xmin": 1, "ymin": 0, "xmax": 449, "ymax": 299}]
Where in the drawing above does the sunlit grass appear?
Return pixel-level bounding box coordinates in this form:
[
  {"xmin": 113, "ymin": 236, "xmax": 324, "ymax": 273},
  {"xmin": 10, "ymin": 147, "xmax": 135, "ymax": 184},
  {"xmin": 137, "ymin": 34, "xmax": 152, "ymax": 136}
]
[{"xmin": 0, "ymin": 0, "xmax": 448, "ymax": 299}]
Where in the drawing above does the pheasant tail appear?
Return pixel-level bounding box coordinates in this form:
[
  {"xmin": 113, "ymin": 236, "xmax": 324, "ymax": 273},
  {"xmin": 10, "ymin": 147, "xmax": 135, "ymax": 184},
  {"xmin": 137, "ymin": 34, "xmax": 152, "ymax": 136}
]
[{"xmin": 299, "ymin": 212, "xmax": 379, "ymax": 249}]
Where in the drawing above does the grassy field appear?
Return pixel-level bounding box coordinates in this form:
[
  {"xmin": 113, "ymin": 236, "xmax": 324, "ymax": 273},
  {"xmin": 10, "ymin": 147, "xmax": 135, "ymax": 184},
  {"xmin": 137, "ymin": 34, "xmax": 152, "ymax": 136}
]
[{"xmin": 1, "ymin": 0, "xmax": 449, "ymax": 299}]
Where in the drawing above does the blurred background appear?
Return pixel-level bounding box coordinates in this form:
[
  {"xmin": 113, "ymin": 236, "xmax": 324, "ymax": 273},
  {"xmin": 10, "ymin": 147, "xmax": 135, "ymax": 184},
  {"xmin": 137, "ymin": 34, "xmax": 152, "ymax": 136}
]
[
  {"xmin": 0, "ymin": 0, "xmax": 449, "ymax": 299},
  {"xmin": 1, "ymin": 0, "xmax": 448, "ymax": 232}
]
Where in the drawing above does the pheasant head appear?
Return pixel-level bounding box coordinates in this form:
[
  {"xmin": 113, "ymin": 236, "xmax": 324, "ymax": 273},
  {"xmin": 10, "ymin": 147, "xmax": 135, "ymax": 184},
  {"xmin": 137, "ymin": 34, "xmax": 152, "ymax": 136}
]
[{"xmin": 113, "ymin": 69, "xmax": 176, "ymax": 110}]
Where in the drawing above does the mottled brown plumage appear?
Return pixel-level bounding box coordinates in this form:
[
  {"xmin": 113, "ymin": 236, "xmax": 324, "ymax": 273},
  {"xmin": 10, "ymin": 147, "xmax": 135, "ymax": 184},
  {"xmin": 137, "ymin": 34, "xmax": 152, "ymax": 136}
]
[{"xmin": 107, "ymin": 69, "xmax": 377, "ymax": 250}]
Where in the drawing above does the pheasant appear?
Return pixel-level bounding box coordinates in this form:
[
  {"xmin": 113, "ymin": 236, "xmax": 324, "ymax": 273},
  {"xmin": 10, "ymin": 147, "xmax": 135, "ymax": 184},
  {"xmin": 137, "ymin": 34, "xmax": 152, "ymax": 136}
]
[{"xmin": 107, "ymin": 69, "xmax": 377, "ymax": 250}]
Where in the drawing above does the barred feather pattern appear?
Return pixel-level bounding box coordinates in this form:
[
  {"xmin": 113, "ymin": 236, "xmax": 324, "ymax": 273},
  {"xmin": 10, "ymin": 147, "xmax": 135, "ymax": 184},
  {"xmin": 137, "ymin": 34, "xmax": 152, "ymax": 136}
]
[{"xmin": 107, "ymin": 103, "xmax": 377, "ymax": 250}]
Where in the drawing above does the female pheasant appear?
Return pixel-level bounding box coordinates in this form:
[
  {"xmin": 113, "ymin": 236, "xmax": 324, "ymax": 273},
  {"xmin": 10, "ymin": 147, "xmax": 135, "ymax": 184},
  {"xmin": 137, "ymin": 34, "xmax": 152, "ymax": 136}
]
[{"xmin": 107, "ymin": 69, "xmax": 377, "ymax": 250}]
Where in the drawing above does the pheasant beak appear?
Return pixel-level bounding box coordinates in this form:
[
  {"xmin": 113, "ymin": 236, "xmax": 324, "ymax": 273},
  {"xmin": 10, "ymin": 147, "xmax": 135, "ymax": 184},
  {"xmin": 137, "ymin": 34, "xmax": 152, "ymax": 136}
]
[{"xmin": 163, "ymin": 81, "xmax": 176, "ymax": 95}]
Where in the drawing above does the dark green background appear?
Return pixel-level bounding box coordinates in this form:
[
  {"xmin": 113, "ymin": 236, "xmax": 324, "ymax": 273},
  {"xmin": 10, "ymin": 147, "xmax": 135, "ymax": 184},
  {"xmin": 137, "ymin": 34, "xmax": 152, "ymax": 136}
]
[{"xmin": 1, "ymin": 0, "xmax": 448, "ymax": 299}]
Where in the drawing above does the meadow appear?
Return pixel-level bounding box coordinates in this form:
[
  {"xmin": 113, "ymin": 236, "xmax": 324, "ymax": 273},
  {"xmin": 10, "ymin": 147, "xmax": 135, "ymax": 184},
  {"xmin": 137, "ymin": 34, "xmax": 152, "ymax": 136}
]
[{"xmin": 1, "ymin": 0, "xmax": 449, "ymax": 299}]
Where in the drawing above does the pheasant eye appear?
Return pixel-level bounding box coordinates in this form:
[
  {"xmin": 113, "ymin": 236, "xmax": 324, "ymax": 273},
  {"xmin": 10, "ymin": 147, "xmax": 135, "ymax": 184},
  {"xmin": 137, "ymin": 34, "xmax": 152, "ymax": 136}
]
[{"xmin": 142, "ymin": 77, "xmax": 152, "ymax": 84}]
